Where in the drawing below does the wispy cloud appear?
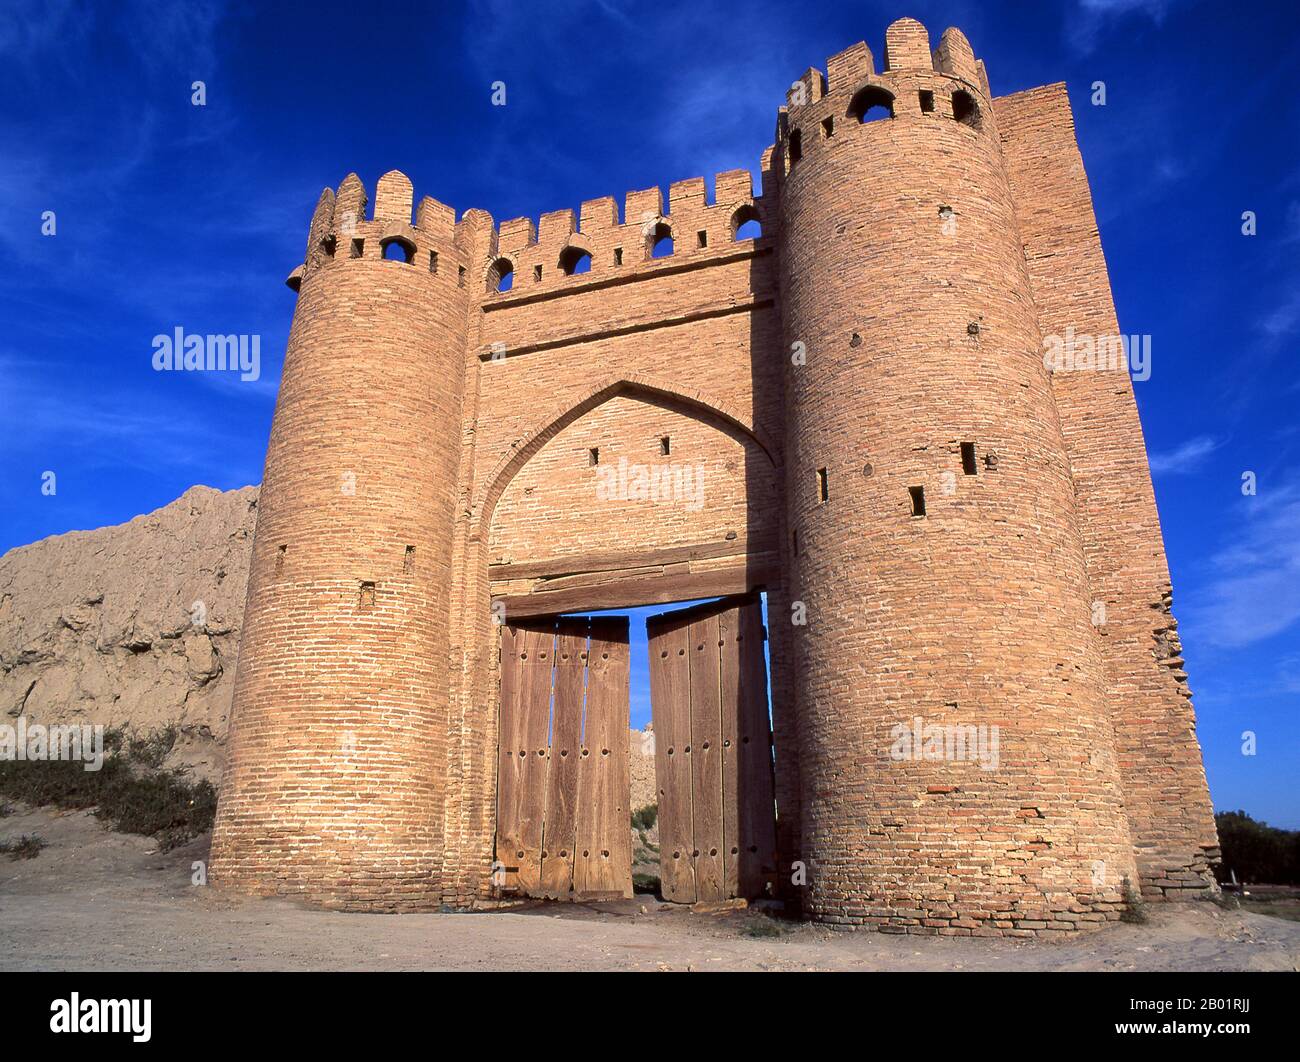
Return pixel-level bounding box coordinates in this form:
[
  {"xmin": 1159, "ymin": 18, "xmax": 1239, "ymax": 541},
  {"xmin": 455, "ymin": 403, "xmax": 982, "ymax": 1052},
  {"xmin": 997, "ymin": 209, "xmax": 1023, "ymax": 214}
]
[
  {"xmin": 0, "ymin": 0, "xmax": 91, "ymax": 75},
  {"xmin": 1258, "ymin": 287, "xmax": 1300, "ymax": 342},
  {"xmin": 0, "ymin": 350, "xmax": 253, "ymax": 476},
  {"xmin": 1283, "ymin": 199, "xmax": 1300, "ymax": 244},
  {"xmin": 459, "ymin": 0, "xmax": 790, "ymax": 211},
  {"xmin": 1067, "ymin": 0, "xmax": 1183, "ymax": 55},
  {"xmin": 1078, "ymin": 0, "xmax": 1173, "ymax": 13},
  {"xmin": 1184, "ymin": 479, "xmax": 1300, "ymax": 648},
  {"xmin": 1149, "ymin": 434, "xmax": 1220, "ymax": 475}
]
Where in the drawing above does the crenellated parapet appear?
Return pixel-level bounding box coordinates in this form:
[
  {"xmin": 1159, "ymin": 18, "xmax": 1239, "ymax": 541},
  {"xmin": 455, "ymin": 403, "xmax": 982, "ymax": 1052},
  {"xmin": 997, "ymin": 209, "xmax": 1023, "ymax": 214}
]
[
  {"xmin": 288, "ymin": 169, "xmax": 482, "ymax": 293},
  {"xmin": 776, "ymin": 19, "xmax": 994, "ymax": 179},
  {"xmin": 286, "ymin": 164, "xmax": 776, "ymax": 306},
  {"xmin": 483, "ymin": 166, "xmax": 772, "ymax": 299}
]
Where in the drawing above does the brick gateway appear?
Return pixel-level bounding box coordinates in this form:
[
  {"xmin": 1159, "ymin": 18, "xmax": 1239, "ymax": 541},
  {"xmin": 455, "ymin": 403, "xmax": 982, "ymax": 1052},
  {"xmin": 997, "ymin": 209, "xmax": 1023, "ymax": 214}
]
[{"xmin": 210, "ymin": 18, "xmax": 1219, "ymax": 935}]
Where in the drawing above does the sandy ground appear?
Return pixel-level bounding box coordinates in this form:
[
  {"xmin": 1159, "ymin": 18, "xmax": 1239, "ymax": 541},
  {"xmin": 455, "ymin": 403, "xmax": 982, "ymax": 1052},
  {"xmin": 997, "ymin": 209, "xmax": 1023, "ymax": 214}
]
[{"xmin": 2, "ymin": 803, "xmax": 1298, "ymax": 972}]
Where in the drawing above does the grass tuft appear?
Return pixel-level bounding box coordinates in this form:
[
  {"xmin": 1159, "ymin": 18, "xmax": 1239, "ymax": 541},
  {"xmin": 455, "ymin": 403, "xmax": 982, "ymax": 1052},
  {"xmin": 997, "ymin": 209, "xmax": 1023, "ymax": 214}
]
[
  {"xmin": 1120, "ymin": 877, "xmax": 1149, "ymax": 924},
  {"xmin": 0, "ymin": 834, "xmax": 47, "ymax": 860}
]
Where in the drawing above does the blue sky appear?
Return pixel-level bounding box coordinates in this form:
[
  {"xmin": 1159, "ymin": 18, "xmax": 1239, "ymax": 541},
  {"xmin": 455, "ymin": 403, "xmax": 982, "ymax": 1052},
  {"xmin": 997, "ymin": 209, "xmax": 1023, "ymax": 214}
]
[{"xmin": 1, "ymin": 0, "xmax": 1297, "ymax": 826}]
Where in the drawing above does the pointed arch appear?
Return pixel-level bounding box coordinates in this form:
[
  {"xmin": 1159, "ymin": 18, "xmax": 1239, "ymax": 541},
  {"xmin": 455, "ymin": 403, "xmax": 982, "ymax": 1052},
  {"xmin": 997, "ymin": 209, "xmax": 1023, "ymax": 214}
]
[{"xmin": 471, "ymin": 374, "xmax": 778, "ymax": 541}]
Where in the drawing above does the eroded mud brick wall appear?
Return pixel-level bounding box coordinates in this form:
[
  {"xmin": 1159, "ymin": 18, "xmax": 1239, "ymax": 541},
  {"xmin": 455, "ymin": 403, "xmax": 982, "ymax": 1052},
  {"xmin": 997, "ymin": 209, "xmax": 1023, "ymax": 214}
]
[
  {"xmin": 994, "ymin": 85, "xmax": 1219, "ymax": 897},
  {"xmin": 210, "ymin": 15, "xmax": 1218, "ymax": 925}
]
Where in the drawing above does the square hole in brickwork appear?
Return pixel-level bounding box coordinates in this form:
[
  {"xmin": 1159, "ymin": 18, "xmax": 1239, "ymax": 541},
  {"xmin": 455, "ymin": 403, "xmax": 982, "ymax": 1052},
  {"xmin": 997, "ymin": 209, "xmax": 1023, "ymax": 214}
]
[
  {"xmin": 404, "ymin": 545, "xmax": 415, "ymax": 571},
  {"xmin": 697, "ymin": 230, "xmax": 708, "ymax": 248},
  {"xmin": 909, "ymin": 486, "xmax": 927, "ymax": 517},
  {"xmin": 588, "ymin": 447, "xmax": 600, "ymax": 466},
  {"xmin": 614, "ymin": 247, "xmax": 623, "ymax": 266},
  {"xmin": 429, "ymin": 250, "xmax": 438, "ymax": 273},
  {"xmin": 821, "ymin": 116, "xmax": 834, "ymax": 138},
  {"xmin": 534, "ymin": 264, "xmax": 542, "ymax": 282},
  {"xmin": 349, "ymin": 238, "xmax": 364, "ymax": 259},
  {"xmin": 817, "ymin": 467, "xmax": 829, "ymax": 504},
  {"xmin": 275, "ymin": 544, "xmax": 287, "ymax": 574},
  {"xmin": 660, "ymin": 436, "xmax": 671, "ymax": 456},
  {"xmin": 961, "ymin": 442, "xmax": 977, "ymax": 476},
  {"xmin": 358, "ymin": 581, "xmax": 376, "ymax": 610},
  {"xmin": 919, "ymin": 90, "xmax": 935, "ymax": 114},
  {"xmin": 458, "ymin": 266, "xmax": 466, "ymax": 287}
]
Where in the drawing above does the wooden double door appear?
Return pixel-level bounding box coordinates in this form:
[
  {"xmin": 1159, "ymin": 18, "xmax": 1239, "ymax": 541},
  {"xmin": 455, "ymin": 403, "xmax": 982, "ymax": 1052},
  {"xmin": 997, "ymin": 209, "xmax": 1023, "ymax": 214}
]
[
  {"xmin": 494, "ymin": 595, "xmax": 777, "ymax": 903},
  {"xmin": 647, "ymin": 594, "xmax": 778, "ymax": 903}
]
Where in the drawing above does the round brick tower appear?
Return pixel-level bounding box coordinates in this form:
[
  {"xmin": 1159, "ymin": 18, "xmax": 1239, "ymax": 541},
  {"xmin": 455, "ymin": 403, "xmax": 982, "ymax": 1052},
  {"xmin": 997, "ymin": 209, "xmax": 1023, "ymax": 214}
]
[
  {"xmin": 777, "ymin": 20, "xmax": 1138, "ymax": 932},
  {"xmin": 210, "ymin": 171, "xmax": 471, "ymax": 910}
]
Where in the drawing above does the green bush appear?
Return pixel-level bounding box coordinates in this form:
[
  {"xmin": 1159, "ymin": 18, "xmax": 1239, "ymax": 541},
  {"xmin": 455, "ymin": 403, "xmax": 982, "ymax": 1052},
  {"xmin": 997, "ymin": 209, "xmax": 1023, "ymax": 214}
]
[
  {"xmin": 122, "ymin": 725, "xmax": 179, "ymax": 769},
  {"xmin": 631, "ymin": 804, "xmax": 658, "ymax": 831},
  {"xmin": 1215, "ymin": 811, "xmax": 1300, "ymax": 886},
  {"xmin": 0, "ymin": 726, "xmax": 215, "ymax": 851},
  {"xmin": 632, "ymin": 871, "xmax": 661, "ymax": 894}
]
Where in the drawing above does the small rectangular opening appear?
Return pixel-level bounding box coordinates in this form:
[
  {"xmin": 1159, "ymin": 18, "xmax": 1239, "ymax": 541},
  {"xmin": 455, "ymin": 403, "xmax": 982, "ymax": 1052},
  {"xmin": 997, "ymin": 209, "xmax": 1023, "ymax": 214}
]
[
  {"xmin": 275, "ymin": 544, "xmax": 287, "ymax": 574},
  {"xmin": 821, "ymin": 116, "xmax": 834, "ymax": 138},
  {"xmin": 588, "ymin": 447, "xmax": 600, "ymax": 466},
  {"xmin": 534, "ymin": 264, "xmax": 543, "ymax": 282},
  {"xmin": 458, "ymin": 266, "xmax": 466, "ymax": 287},
  {"xmin": 358, "ymin": 581, "xmax": 376, "ymax": 610},
  {"xmin": 404, "ymin": 545, "xmax": 415, "ymax": 571},
  {"xmin": 909, "ymin": 485, "xmax": 927, "ymax": 517},
  {"xmin": 614, "ymin": 247, "xmax": 623, "ymax": 266},
  {"xmin": 919, "ymin": 90, "xmax": 935, "ymax": 114},
  {"xmin": 349, "ymin": 238, "xmax": 364, "ymax": 259},
  {"xmin": 697, "ymin": 230, "xmax": 708, "ymax": 248},
  {"xmin": 960, "ymin": 441, "xmax": 977, "ymax": 475},
  {"xmin": 428, "ymin": 250, "xmax": 438, "ymax": 273},
  {"xmin": 792, "ymin": 529, "xmax": 799, "ymax": 556},
  {"xmin": 660, "ymin": 436, "xmax": 671, "ymax": 456},
  {"xmin": 817, "ymin": 467, "xmax": 829, "ymax": 503}
]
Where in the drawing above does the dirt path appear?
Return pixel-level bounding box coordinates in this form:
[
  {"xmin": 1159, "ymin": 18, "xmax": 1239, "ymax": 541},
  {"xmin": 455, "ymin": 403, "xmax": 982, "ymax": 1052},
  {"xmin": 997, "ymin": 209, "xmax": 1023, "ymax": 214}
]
[{"xmin": 2, "ymin": 804, "xmax": 1297, "ymax": 972}]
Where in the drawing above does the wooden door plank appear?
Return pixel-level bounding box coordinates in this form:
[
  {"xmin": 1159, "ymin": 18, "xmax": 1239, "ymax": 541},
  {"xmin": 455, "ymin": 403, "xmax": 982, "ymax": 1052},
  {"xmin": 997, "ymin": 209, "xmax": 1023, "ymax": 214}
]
[
  {"xmin": 717, "ymin": 605, "xmax": 742, "ymax": 898},
  {"xmin": 576, "ymin": 616, "xmax": 632, "ymax": 898},
  {"xmin": 540, "ymin": 616, "xmax": 587, "ymax": 897},
  {"xmin": 493, "ymin": 560, "xmax": 776, "ymax": 619},
  {"xmin": 496, "ymin": 623, "xmax": 524, "ymax": 889},
  {"xmin": 688, "ymin": 610, "xmax": 725, "ymax": 902},
  {"xmin": 513, "ymin": 620, "xmax": 556, "ymax": 894},
  {"xmin": 738, "ymin": 599, "xmax": 778, "ymax": 897},
  {"xmin": 488, "ymin": 537, "xmax": 768, "ymax": 580},
  {"xmin": 648, "ymin": 612, "xmax": 696, "ymax": 903}
]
